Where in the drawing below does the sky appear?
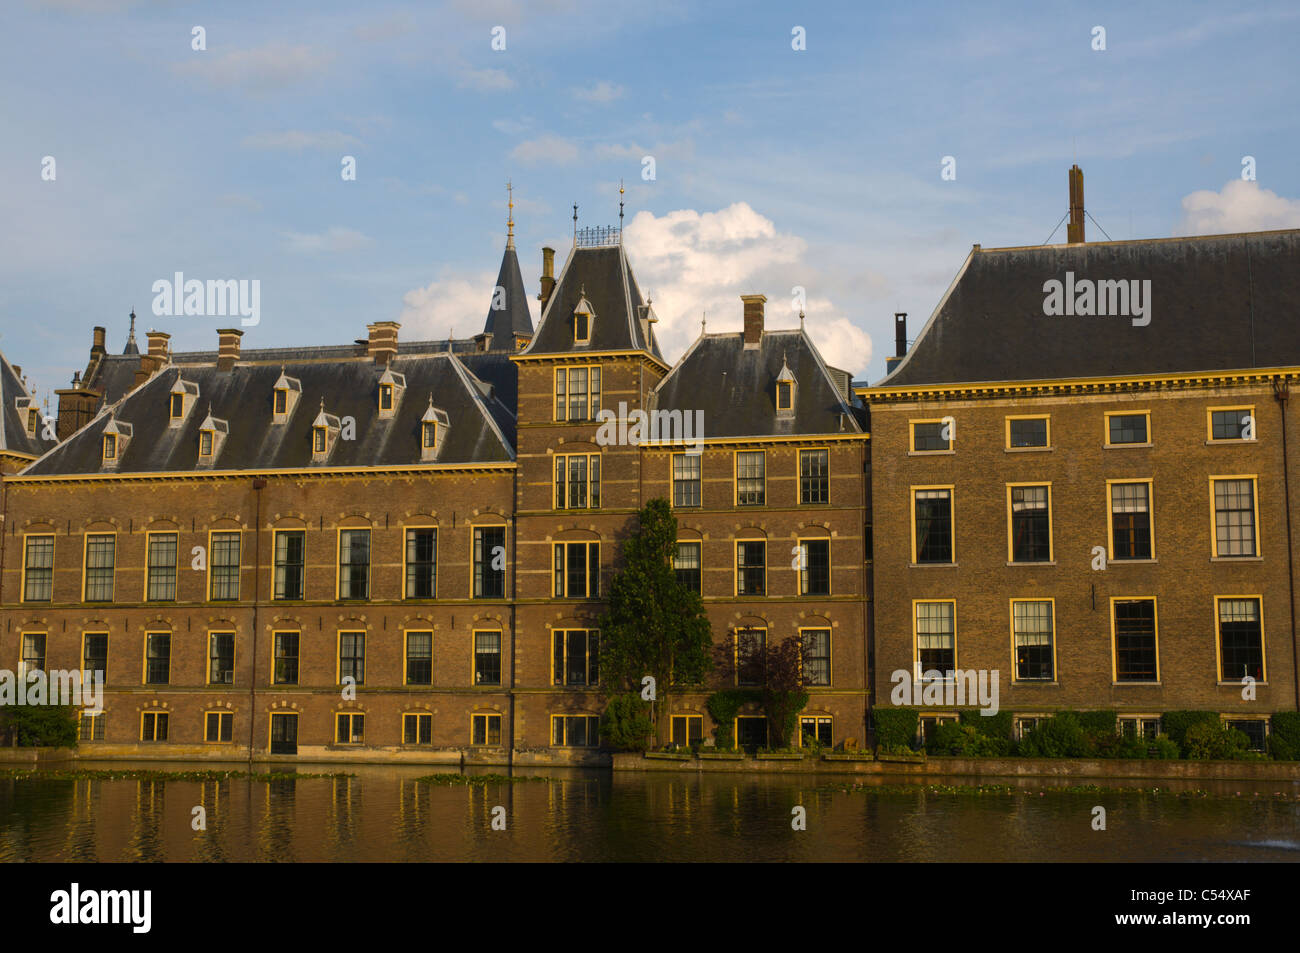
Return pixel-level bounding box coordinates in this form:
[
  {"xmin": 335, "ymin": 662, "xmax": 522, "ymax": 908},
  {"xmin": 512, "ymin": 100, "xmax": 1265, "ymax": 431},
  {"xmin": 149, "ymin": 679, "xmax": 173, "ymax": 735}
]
[{"xmin": 2, "ymin": 0, "xmax": 1298, "ymax": 405}]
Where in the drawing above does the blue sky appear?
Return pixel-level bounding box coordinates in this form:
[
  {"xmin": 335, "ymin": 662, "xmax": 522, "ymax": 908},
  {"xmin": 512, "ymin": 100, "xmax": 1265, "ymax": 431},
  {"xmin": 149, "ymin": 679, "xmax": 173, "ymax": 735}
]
[{"xmin": 3, "ymin": 0, "xmax": 1298, "ymax": 404}]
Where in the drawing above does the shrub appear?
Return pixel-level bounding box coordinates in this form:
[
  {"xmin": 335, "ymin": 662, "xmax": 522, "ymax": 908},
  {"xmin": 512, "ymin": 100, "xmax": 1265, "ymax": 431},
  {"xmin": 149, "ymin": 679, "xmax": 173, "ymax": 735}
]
[
  {"xmin": 926, "ymin": 722, "xmax": 1008, "ymax": 756},
  {"xmin": 1269, "ymin": 712, "xmax": 1300, "ymax": 760},
  {"xmin": 0, "ymin": 705, "xmax": 79, "ymax": 748},
  {"xmin": 705, "ymin": 689, "xmax": 760, "ymax": 749},
  {"xmin": 1182, "ymin": 721, "xmax": 1252, "ymax": 761},
  {"xmin": 1160, "ymin": 711, "xmax": 1221, "ymax": 754},
  {"xmin": 1017, "ymin": 711, "xmax": 1091, "ymax": 758},
  {"xmin": 599, "ymin": 694, "xmax": 654, "ymax": 752},
  {"xmin": 1149, "ymin": 735, "xmax": 1181, "ymax": 759},
  {"xmin": 873, "ymin": 708, "xmax": 919, "ymax": 750},
  {"xmin": 959, "ymin": 709, "xmax": 1013, "ymax": 742}
]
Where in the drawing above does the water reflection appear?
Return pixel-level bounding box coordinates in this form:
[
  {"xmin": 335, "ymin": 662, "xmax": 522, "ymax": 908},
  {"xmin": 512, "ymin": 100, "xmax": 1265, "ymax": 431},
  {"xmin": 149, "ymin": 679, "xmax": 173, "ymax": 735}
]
[{"xmin": 0, "ymin": 762, "xmax": 1297, "ymax": 862}]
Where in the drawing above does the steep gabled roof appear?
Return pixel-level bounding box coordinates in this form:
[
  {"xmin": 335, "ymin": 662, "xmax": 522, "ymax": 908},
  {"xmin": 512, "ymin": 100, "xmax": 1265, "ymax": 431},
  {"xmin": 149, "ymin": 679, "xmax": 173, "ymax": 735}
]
[
  {"xmin": 520, "ymin": 244, "xmax": 663, "ymax": 360},
  {"xmin": 481, "ymin": 245, "xmax": 534, "ymax": 349},
  {"xmin": 23, "ymin": 351, "xmax": 514, "ymax": 475},
  {"xmin": 654, "ymin": 328, "xmax": 861, "ymax": 438},
  {"xmin": 0, "ymin": 352, "xmax": 60, "ymax": 460},
  {"xmin": 878, "ymin": 228, "xmax": 1300, "ymax": 388}
]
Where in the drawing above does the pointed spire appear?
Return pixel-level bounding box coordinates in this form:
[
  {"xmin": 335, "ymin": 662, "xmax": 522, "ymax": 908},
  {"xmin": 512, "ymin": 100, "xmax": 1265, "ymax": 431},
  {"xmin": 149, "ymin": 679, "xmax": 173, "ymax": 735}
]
[
  {"xmin": 506, "ymin": 180, "xmax": 515, "ymax": 249},
  {"xmin": 618, "ymin": 179, "xmax": 624, "ymax": 240},
  {"xmin": 572, "ymin": 202, "xmax": 578, "ymax": 245},
  {"xmin": 799, "ymin": 309, "xmax": 806, "ymax": 330},
  {"xmin": 123, "ymin": 309, "xmax": 140, "ymax": 355}
]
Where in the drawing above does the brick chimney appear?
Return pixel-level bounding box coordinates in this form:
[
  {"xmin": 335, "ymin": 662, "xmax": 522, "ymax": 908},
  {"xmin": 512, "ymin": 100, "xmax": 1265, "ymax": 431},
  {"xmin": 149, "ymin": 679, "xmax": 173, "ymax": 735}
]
[
  {"xmin": 366, "ymin": 321, "xmax": 400, "ymax": 365},
  {"xmin": 146, "ymin": 330, "xmax": 170, "ymax": 359},
  {"xmin": 217, "ymin": 328, "xmax": 243, "ymax": 371},
  {"xmin": 538, "ymin": 247, "xmax": 556, "ymax": 313},
  {"xmin": 741, "ymin": 294, "xmax": 766, "ymax": 348},
  {"xmin": 886, "ymin": 313, "xmax": 908, "ymax": 375},
  {"xmin": 55, "ymin": 386, "xmax": 101, "ymax": 440},
  {"xmin": 133, "ymin": 329, "xmax": 170, "ymax": 388},
  {"xmin": 1067, "ymin": 164, "xmax": 1085, "ymax": 243},
  {"xmin": 91, "ymin": 326, "xmax": 106, "ymax": 356}
]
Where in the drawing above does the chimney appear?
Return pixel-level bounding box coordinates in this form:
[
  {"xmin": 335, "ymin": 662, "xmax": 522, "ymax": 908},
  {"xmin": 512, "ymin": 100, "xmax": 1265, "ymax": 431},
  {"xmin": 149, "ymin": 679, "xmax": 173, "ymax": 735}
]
[
  {"xmin": 55, "ymin": 386, "xmax": 101, "ymax": 441},
  {"xmin": 217, "ymin": 328, "xmax": 244, "ymax": 371},
  {"xmin": 538, "ymin": 247, "xmax": 556, "ymax": 313},
  {"xmin": 366, "ymin": 321, "xmax": 400, "ymax": 365},
  {"xmin": 741, "ymin": 294, "xmax": 766, "ymax": 348},
  {"xmin": 91, "ymin": 326, "xmax": 106, "ymax": 355},
  {"xmin": 146, "ymin": 330, "xmax": 170, "ymax": 359},
  {"xmin": 886, "ymin": 312, "xmax": 908, "ymax": 375},
  {"xmin": 1067, "ymin": 164, "xmax": 1085, "ymax": 243}
]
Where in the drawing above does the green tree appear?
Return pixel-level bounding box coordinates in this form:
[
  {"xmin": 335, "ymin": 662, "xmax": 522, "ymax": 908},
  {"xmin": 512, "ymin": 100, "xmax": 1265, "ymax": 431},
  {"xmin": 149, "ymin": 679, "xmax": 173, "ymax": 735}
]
[
  {"xmin": 712, "ymin": 631, "xmax": 809, "ymax": 748},
  {"xmin": 599, "ymin": 498, "xmax": 713, "ymax": 742},
  {"xmin": 0, "ymin": 705, "xmax": 79, "ymax": 748}
]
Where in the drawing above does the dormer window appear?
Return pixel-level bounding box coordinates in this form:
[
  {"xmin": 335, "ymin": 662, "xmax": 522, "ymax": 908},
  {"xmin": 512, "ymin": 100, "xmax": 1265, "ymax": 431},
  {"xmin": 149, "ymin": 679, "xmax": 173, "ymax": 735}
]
[
  {"xmin": 272, "ymin": 367, "xmax": 302, "ymax": 424},
  {"xmin": 777, "ymin": 382, "xmax": 794, "ymax": 411},
  {"xmin": 26, "ymin": 408, "xmax": 38, "ymax": 437},
  {"xmin": 313, "ymin": 427, "xmax": 327, "ymax": 453},
  {"xmin": 311, "ymin": 400, "xmax": 341, "ymax": 463},
  {"xmin": 170, "ymin": 393, "xmax": 183, "ymax": 418},
  {"xmin": 573, "ymin": 287, "xmax": 594, "ymax": 345},
  {"xmin": 422, "ymin": 422, "xmax": 436, "ymax": 448},
  {"xmin": 200, "ymin": 431, "xmax": 213, "ymax": 456},
  {"xmin": 377, "ymin": 368, "xmax": 406, "ymax": 419},
  {"xmin": 195, "ymin": 412, "xmax": 228, "ymax": 466},
  {"xmin": 101, "ymin": 417, "xmax": 132, "ymax": 469},
  {"xmin": 419, "ymin": 396, "xmax": 450, "ymax": 463},
  {"xmin": 775, "ymin": 353, "xmax": 797, "ymax": 418},
  {"xmin": 103, "ymin": 433, "xmax": 117, "ymax": 460},
  {"xmin": 168, "ymin": 378, "xmax": 199, "ymax": 428}
]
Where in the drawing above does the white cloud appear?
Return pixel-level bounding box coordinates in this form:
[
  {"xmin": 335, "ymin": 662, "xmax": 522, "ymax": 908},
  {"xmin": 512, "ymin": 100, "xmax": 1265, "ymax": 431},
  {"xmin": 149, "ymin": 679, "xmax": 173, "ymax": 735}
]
[
  {"xmin": 174, "ymin": 44, "xmax": 336, "ymax": 94},
  {"xmin": 510, "ymin": 134, "xmax": 579, "ymax": 164},
  {"xmin": 1175, "ymin": 179, "xmax": 1300, "ymax": 236},
  {"xmin": 284, "ymin": 226, "xmax": 372, "ymax": 253},
  {"xmin": 623, "ymin": 203, "xmax": 872, "ymax": 373},
  {"xmin": 242, "ymin": 130, "xmax": 361, "ymax": 151},
  {"xmin": 573, "ymin": 81, "xmax": 624, "ymax": 103},
  {"xmin": 398, "ymin": 269, "xmax": 538, "ymax": 339},
  {"xmin": 456, "ymin": 67, "xmax": 515, "ymax": 92}
]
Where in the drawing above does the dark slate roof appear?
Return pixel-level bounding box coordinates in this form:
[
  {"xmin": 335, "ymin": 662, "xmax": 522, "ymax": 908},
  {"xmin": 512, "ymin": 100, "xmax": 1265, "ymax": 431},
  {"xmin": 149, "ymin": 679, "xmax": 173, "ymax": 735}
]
[
  {"xmin": 84, "ymin": 353, "xmax": 141, "ymax": 407},
  {"xmin": 23, "ymin": 353, "xmax": 513, "ymax": 475},
  {"xmin": 654, "ymin": 329, "xmax": 862, "ymax": 438},
  {"xmin": 880, "ymin": 229, "xmax": 1300, "ymax": 387},
  {"xmin": 481, "ymin": 246, "xmax": 534, "ymax": 349},
  {"xmin": 0, "ymin": 352, "xmax": 59, "ymax": 459},
  {"xmin": 520, "ymin": 244, "xmax": 664, "ymax": 360}
]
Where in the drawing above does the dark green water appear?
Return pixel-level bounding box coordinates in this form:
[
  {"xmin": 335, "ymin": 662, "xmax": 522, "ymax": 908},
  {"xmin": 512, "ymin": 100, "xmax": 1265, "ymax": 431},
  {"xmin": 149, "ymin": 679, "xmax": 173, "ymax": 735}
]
[{"xmin": 2, "ymin": 762, "xmax": 1299, "ymax": 862}]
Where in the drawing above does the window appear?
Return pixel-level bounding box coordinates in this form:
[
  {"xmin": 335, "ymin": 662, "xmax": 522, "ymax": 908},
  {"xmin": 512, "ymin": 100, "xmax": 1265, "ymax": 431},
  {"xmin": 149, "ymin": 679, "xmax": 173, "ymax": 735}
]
[
  {"xmin": 199, "ymin": 430, "xmax": 213, "ymax": 457},
  {"xmin": 1119, "ymin": 717, "xmax": 1160, "ymax": 741},
  {"xmin": 141, "ymin": 711, "xmax": 169, "ymax": 742},
  {"xmin": 313, "ymin": 427, "xmax": 326, "ymax": 453},
  {"xmin": 913, "ymin": 488, "xmax": 953, "ymax": 563},
  {"xmin": 473, "ymin": 527, "xmax": 506, "ymax": 598},
  {"xmin": 274, "ymin": 389, "xmax": 287, "ymax": 415},
  {"xmin": 84, "ymin": 533, "xmax": 115, "ymax": 602},
  {"xmin": 170, "ymin": 393, "xmax": 183, "ymax": 419},
  {"xmin": 472, "ymin": 713, "xmax": 502, "ymax": 746},
  {"xmin": 274, "ymin": 531, "xmax": 305, "ymax": 600},
  {"xmin": 736, "ymin": 716, "xmax": 768, "ymax": 750},
  {"xmin": 799, "ymin": 449, "xmax": 828, "ymax": 504},
  {"xmin": 422, "ymin": 422, "xmax": 436, "ymax": 448},
  {"xmin": 82, "ymin": 633, "xmax": 108, "ymax": 683},
  {"xmin": 145, "ymin": 633, "xmax": 170, "ymax": 685},
  {"xmin": 776, "ymin": 381, "xmax": 793, "ymax": 411},
  {"xmin": 673, "ymin": 542, "xmax": 701, "ymax": 593},
  {"xmin": 1225, "ymin": 719, "xmax": 1267, "ymax": 753},
  {"xmin": 406, "ymin": 631, "xmax": 433, "ymax": 685},
  {"xmin": 26, "ymin": 408, "xmax": 38, "ymax": 436},
  {"xmin": 146, "ymin": 532, "xmax": 178, "ymax": 601},
  {"xmin": 552, "ymin": 715, "xmax": 599, "ymax": 747},
  {"xmin": 554, "ymin": 366, "xmax": 601, "ymax": 422},
  {"xmin": 801, "ymin": 629, "xmax": 831, "ymax": 686},
  {"xmin": 339, "ymin": 632, "xmax": 365, "ymax": 685},
  {"xmin": 270, "ymin": 713, "xmax": 298, "ymax": 754},
  {"xmin": 1217, "ymin": 597, "xmax": 1264, "ymax": 682},
  {"xmin": 1015, "ymin": 717, "xmax": 1040, "ymax": 741},
  {"xmin": 338, "ymin": 529, "xmax": 370, "ymax": 600},
  {"xmin": 1209, "ymin": 408, "xmax": 1254, "ymax": 442},
  {"xmin": 915, "ymin": 601, "xmax": 955, "ymax": 677},
  {"xmin": 735, "ymin": 451, "xmax": 765, "ymax": 505},
  {"xmin": 474, "ymin": 631, "xmax": 501, "ymax": 686},
  {"xmin": 404, "ymin": 529, "xmax": 437, "ymax": 599},
  {"xmin": 800, "ymin": 716, "xmax": 832, "ymax": 747},
  {"xmin": 102, "ymin": 433, "xmax": 117, "ymax": 460},
  {"xmin": 209, "ymin": 633, "xmax": 235, "ymax": 684},
  {"xmin": 798, "ymin": 539, "xmax": 830, "ymax": 595},
  {"xmin": 1109, "ymin": 482, "xmax": 1152, "ymax": 560},
  {"xmin": 553, "ymin": 629, "xmax": 599, "ymax": 687},
  {"xmin": 379, "ymin": 384, "xmax": 394, "ymax": 411},
  {"xmin": 911, "ymin": 420, "xmax": 950, "ymax": 452},
  {"xmin": 553, "ymin": 541, "xmax": 600, "ymax": 598},
  {"xmin": 1007, "ymin": 416, "xmax": 1049, "ymax": 449},
  {"xmin": 736, "ymin": 627, "xmax": 767, "ymax": 686},
  {"xmin": 673, "ymin": 453, "xmax": 701, "ymax": 507},
  {"xmin": 336, "ymin": 713, "xmax": 364, "ymax": 745},
  {"xmin": 1012, "ymin": 600, "xmax": 1054, "ymax": 681},
  {"xmin": 670, "ymin": 715, "xmax": 702, "ymax": 747},
  {"xmin": 404, "ymin": 713, "xmax": 433, "ymax": 745},
  {"xmin": 574, "ymin": 311, "xmax": 589, "ymax": 343},
  {"xmin": 22, "ymin": 535, "xmax": 54, "ymax": 602},
  {"xmin": 555, "ymin": 454, "xmax": 601, "ymax": 509},
  {"xmin": 79, "ymin": 712, "xmax": 105, "ymax": 742},
  {"xmin": 273, "ymin": 632, "xmax": 299, "ymax": 685},
  {"xmin": 1113, "ymin": 599, "xmax": 1158, "ymax": 683},
  {"xmin": 736, "ymin": 541, "xmax": 766, "ymax": 596},
  {"xmin": 210, "ymin": 531, "xmax": 240, "ymax": 600},
  {"xmin": 19, "ymin": 633, "xmax": 45, "ymax": 679},
  {"xmin": 1009, "ymin": 485, "xmax": 1051, "ymax": 562},
  {"xmin": 205, "ymin": 711, "xmax": 233, "ymax": 743},
  {"xmin": 1106, "ymin": 412, "xmax": 1149, "ymax": 446},
  {"xmin": 1213, "ymin": 478, "xmax": 1258, "ymax": 557}
]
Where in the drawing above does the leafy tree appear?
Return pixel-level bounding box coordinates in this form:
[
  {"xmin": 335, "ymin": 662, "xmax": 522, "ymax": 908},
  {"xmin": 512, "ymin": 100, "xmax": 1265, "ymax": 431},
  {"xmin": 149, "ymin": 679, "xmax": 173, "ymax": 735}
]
[
  {"xmin": 599, "ymin": 499, "xmax": 713, "ymax": 741},
  {"xmin": 712, "ymin": 631, "xmax": 809, "ymax": 748},
  {"xmin": 0, "ymin": 705, "xmax": 79, "ymax": 748},
  {"xmin": 600, "ymin": 694, "xmax": 655, "ymax": 752}
]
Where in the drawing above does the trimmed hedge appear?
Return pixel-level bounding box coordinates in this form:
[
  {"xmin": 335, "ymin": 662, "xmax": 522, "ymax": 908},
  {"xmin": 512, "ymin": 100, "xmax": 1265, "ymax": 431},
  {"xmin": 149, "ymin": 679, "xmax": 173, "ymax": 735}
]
[
  {"xmin": 1269, "ymin": 711, "xmax": 1300, "ymax": 760},
  {"xmin": 959, "ymin": 709, "xmax": 1013, "ymax": 741},
  {"xmin": 1160, "ymin": 711, "xmax": 1221, "ymax": 753},
  {"xmin": 873, "ymin": 707, "xmax": 919, "ymax": 749}
]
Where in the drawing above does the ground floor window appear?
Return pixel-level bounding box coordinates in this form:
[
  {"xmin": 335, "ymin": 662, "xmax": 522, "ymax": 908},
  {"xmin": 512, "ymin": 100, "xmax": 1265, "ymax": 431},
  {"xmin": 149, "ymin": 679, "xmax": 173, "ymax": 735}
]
[
  {"xmin": 918, "ymin": 714, "xmax": 956, "ymax": 745},
  {"xmin": 553, "ymin": 715, "xmax": 599, "ymax": 747},
  {"xmin": 336, "ymin": 712, "xmax": 364, "ymax": 745},
  {"xmin": 472, "ymin": 713, "xmax": 502, "ymax": 746},
  {"xmin": 404, "ymin": 713, "xmax": 433, "ymax": 745},
  {"xmin": 205, "ymin": 711, "xmax": 233, "ymax": 743},
  {"xmin": 736, "ymin": 716, "xmax": 769, "ymax": 751},
  {"xmin": 800, "ymin": 715, "xmax": 832, "ymax": 747},
  {"xmin": 141, "ymin": 711, "xmax": 168, "ymax": 742},
  {"xmin": 1225, "ymin": 718, "xmax": 1268, "ymax": 752},
  {"xmin": 1118, "ymin": 716, "xmax": 1160, "ymax": 740},
  {"xmin": 670, "ymin": 715, "xmax": 702, "ymax": 747},
  {"xmin": 1014, "ymin": 717, "xmax": 1040, "ymax": 741},
  {"xmin": 270, "ymin": 713, "xmax": 298, "ymax": 754}
]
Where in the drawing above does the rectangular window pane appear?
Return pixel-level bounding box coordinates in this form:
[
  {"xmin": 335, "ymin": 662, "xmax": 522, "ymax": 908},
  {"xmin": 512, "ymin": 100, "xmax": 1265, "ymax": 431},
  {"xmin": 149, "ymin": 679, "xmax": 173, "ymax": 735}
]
[
  {"xmin": 145, "ymin": 633, "xmax": 171, "ymax": 685},
  {"xmin": 916, "ymin": 602, "xmax": 954, "ymax": 676},
  {"xmin": 209, "ymin": 633, "xmax": 235, "ymax": 684},
  {"xmin": 1110, "ymin": 483, "xmax": 1151, "ymax": 560},
  {"xmin": 474, "ymin": 631, "xmax": 501, "ymax": 685},
  {"xmin": 568, "ymin": 367, "xmax": 588, "ymax": 421},
  {"xmin": 1011, "ymin": 486, "xmax": 1051, "ymax": 562},
  {"xmin": 737, "ymin": 541, "xmax": 765, "ymax": 596},
  {"xmin": 85, "ymin": 534, "xmax": 115, "ymax": 602},
  {"xmin": 555, "ymin": 369, "xmax": 567, "ymax": 421},
  {"xmin": 1009, "ymin": 418, "xmax": 1048, "ymax": 448},
  {"xmin": 82, "ymin": 633, "xmax": 108, "ymax": 683},
  {"xmin": 146, "ymin": 533, "xmax": 178, "ymax": 601},
  {"xmin": 405, "ymin": 529, "xmax": 437, "ymax": 598},
  {"xmin": 1114, "ymin": 600, "xmax": 1157, "ymax": 682},
  {"xmin": 1211, "ymin": 410, "xmax": 1251, "ymax": 441},
  {"xmin": 273, "ymin": 632, "xmax": 299, "ymax": 685},
  {"xmin": 1218, "ymin": 598, "xmax": 1264, "ymax": 681},
  {"xmin": 914, "ymin": 490, "xmax": 952, "ymax": 563},
  {"xmin": 406, "ymin": 631, "xmax": 433, "ymax": 685},
  {"xmin": 913, "ymin": 422, "xmax": 950, "ymax": 452},
  {"xmin": 274, "ymin": 532, "xmax": 305, "ymax": 600},
  {"xmin": 339, "ymin": 530, "xmax": 370, "ymax": 599},
  {"xmin": 673, "ymin": 542, "xmax": 701, "ymax": 593},
  {"xmin": 800, "ymin": 540, "xmax": 830, "ymax": 595},
  {"xmin": 1013, "ymin": 601, "xmax": 1054, "ymax": 680},
  {"xmin": 474, "ymin": 527, "xmax": 506, "ymax": 598},
  {"xmin": 736, "ymin": 452, "xmax": 765, "ymax": 505},
  {"xmin": 210, "ymin": 532, "xmax": 240, "ymax": 600},
  {"xmin": 23, "ymin": 537, "xmax": 54, "ymax": 602},
  {"xmin": 339, "ymin": 632, "xmax": 365, "ymax": 684},
  {"xmin": 736, "ymin": 628, "xmax": 766, "ymax": 686},
  {"xmin": 674, "ymin": 453, "xmax": 701, "ymax": 507},
  {"xmin": 802, "ymin": 629, "xmax": 830, "ymax": 686},
  {"xmin": 20, "ymin": 633, "xmax": 46, "ymax": 679},
  {"xmin": 1109, "ymin": 414, "xmax": 1148, "ymax": 444},
  {"xmin": 1214, "ymin": 479, "xmax": 1257, "ymax": 557},
  {"xmin": 799, "ymin": 450, "xmax": 828, "ymax": 504}
]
